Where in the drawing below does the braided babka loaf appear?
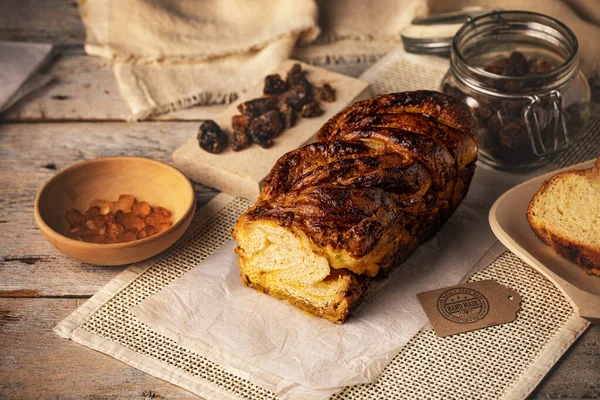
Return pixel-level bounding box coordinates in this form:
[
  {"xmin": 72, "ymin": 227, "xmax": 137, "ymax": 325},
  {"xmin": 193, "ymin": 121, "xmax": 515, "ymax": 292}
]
[{"xmin": 232, "ymin": 91, "xmax": 478, "ymax": 323}]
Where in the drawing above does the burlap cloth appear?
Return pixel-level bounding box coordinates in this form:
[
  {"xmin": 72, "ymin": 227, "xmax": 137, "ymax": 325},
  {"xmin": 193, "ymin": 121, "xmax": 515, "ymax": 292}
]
[{"xmin": 79, "ymin": 0, "xmax": 600, "ymax": 120}]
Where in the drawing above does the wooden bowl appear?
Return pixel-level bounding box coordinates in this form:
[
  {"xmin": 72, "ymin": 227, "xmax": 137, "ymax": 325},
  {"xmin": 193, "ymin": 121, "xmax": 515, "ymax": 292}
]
[{"xmin": 34, "ymin": 156, "xmax": 196, "ymax": 266}]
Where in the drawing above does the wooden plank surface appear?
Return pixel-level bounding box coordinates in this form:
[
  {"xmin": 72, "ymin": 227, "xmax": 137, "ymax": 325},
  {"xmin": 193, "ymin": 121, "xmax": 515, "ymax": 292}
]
[
  {"xmin": 0, "ymin": 0, "xmax": 85, "ymax": 46},
  {"xmin": 532, "ymin": 325, "xmax": 600, "ymax": 398},
  {"xmin": 0, "ymin": 298, "xmax": 197, "ymax": 399}
]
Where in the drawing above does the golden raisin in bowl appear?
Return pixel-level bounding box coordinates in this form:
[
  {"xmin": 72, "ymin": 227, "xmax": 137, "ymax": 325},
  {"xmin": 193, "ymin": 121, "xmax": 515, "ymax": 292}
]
[{"xmin": 65, "ymin": 195, "xmax": 173, "ymax": 244}]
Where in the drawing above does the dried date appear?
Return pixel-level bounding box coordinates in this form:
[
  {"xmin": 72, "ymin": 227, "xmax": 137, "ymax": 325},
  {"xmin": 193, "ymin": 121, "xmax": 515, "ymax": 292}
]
[
  {"xmin": 484, "ymin": 51, "xmax": 554, "ymax": 78},
  {"xmin": 278, "ymin": 102, "xmax": 297, "ymax": 128},
  {"xmin": 263, "ymin": 74, "xmax": 288, "ymax": 95},
  {"xmin": 280, "ymin": 85, "xmax": 312, "ymax": 111},
  {"xmin": 445, "ymin": 50, "xmax": 588, "ymax": 167},
  {"xmin": 250, "ymin": 109, "xmax": 284, "ymax": 138},
  {"xmin": 508, "ymin": 51, "xmax": 529, "ymax": 77},
  {"xmin": 300, "ymin": 101, "xmax": 324, "ymax": 118},
  {"xmin": 237, "ymin": 97, "xmax": 276, "ymax": 122},
  {"xmin": 231, "ymin": 129, "xmax": 251, "ymax": 152},
  {"xmin": 197, "ymin": 120, "xmax": 227, "ymax": 154},
  {"xmin": 221, "ymin": 62, "xmax": 336, "ymax": 152},
  {"xmin": 286, "ymin": 63, "xmax": 312, "ymax": 90},
  {"xmin": 484, "ymin": 57, "xmax": 509, "ymax": 75},
  {"xmin": 231, "ymin": 114, "xmax": 249, "ymax": 132},
  {"xmin": 529, "ymin": 58, "xmax": 553, "ymax": 74},
  {"xmin": 312, "ymin": 83, "xmax": 336, "ymax": 102},
  {"xmin": 249, "ymin": 130, "xmax": 273, "ymax": 149}
]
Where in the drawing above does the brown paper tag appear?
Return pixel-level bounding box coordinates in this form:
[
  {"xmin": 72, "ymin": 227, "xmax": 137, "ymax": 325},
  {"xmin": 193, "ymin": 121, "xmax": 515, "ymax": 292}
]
[{"xmin": 417, "ymin": 280, "xmax": 521, "ymax": 337}]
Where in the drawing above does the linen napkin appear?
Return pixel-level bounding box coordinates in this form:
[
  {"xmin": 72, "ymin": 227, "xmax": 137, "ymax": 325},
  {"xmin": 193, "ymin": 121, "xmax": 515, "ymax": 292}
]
[
  {"xmin": 78, "ymin": 0, "xmax": 427, "ymax": 120},
  {"xmin": 0, "ymin": 41, "xmax": 54, "ymax": 114},
  {"xmin": 79, "ymin": 0, "xmax": 320, "ymax": 120}
]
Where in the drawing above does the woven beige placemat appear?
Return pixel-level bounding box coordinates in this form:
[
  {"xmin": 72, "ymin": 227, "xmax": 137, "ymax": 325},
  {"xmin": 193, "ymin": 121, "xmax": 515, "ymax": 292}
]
[{"xmin": 54, "ymin": 191, "xmax": 590, "ymax": 400}]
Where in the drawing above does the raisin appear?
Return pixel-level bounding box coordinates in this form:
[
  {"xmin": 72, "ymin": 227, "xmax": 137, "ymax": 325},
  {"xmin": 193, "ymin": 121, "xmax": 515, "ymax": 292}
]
[
  {"xmin": 474, "ymin": 103, "xmax": 493, "ymax": 120},
  {"xmin": 484, "ymin": 57, "xmax": 509, "ymax": 75},
  {"xmin": 529, "ymin": 58, "xmax": 554, "ymax": 74},
  {"xmin": 250, "ymin": 110, "xmax": 284, "ymax": 137},
  {"xmin": 120, "ymin": 231, "xmax": 137, "ymax": 242},
  {"xmin": 132, "ymin": 201, "xmax": 151, "ymax": 218},
  {"xmin": 498, "ymin": 122, "xmax": 524, "ymax": 149},
  {"xmin": 237, "ymin": 98, "xmax": 275, "ymax": 122},
  {"xmin": 278, "ymin": 102, "xmax": 297, "ymax": 128},
  {"xmin": 300, "ymin": 101, "xmax": 324, "ymax": 118},
  {"xmin": 65, "ymin": 209, "xmax": 85, "ymax": 226},
  {"xmin": 263, "ymin": 74, "xmax": 288, "ymax": 95},
  {"xmin": 106, "ymin": 222, "xmax": 124, "ymax": 240},
  {"xmin": 89, "ymin": 199, "xmax": 110, "ymax": 215},
  {"xmin": 197, "ymin": 120, "xmax": 227, "ymax": 154},
  {"xmin": 288, "ymin": 63, "xmax": 302, "ymax": 76},
  {"xmin": 286, "ymin": 63, "xmax": 311, "ymax": 89},
  {"xmin": 145, "ymin": 212, "xmax": 172, "ymax": 232},
  {"xmin": 153, "ymin": 206, "xmax": 171, "ymax": 217},
  {"xmin": 508, "ymin": 51, "xmax": 529, "ymax": 76},
  {"xmin": 121, "ymin": 212, "xmax": 146, "ymax": 231},
  {"xmin": 231, "ymin": 129, "xmax": 251, "ymax": 151},
  {"xmin": 109, "ymin": 194, "xmax": 134, "ymax": 213},
  {"xmin": 199, "ymin": 120, "xmax": 220, "ymax": 134},
  {"xmin": 501, "ymin": 63, "xmax": 516, "ymax": 77},
  {"xmin": 312, "ymin": 83, "xmax": 336, "ymax": 102}
]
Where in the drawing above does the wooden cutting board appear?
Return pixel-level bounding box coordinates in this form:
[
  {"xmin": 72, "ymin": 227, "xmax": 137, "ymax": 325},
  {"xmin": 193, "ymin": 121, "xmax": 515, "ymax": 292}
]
[
  {"xmin": 490, "ymin": 159, "xmax": 600, "ymax": 324},
  {"xmin": 172, "ymin": 60, "xmax": 370, "ymax": 200}
]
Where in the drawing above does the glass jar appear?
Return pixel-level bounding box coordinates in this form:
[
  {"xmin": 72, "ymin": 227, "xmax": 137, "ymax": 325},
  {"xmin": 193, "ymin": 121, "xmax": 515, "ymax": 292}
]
[{"xmin": 441, "ymin": 11, "xmax": 590, "ymax": 169}]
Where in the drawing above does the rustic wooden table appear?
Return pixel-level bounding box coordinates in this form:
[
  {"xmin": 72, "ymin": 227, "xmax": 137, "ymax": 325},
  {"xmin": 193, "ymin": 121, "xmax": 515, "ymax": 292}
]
[{"xmin": 0, "ymin": 1, "xmax": 598, "ymax": 399}]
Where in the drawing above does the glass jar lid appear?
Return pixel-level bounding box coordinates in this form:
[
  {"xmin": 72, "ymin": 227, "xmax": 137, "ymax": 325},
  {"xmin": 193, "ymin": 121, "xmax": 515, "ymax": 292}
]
[{"xmin": 401, "ymin": 8, "xmax": 490, "ymax": 55}]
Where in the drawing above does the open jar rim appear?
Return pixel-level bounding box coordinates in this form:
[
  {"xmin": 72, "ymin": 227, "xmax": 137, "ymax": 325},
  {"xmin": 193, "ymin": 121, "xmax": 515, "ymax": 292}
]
[{"xmin": 451, "ymin": 10, "xmax": 580, "ymax": 96}]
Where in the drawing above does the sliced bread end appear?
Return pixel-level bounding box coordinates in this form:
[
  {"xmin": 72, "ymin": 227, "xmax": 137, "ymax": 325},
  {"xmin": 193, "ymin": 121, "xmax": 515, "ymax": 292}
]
[{"xmin": 527, "ymin": 158, "xmax": 600, "ymax": 276}]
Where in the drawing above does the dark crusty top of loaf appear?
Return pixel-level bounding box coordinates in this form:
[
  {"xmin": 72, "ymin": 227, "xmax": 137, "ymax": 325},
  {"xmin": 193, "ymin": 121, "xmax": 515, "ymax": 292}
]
[
  {"xmin": 317, "ymin": 90, "xmax": 477, "ymax": 142},
  {"xmin": 241, "ymin": 91, "xmax": 478, "ymax": 276}
]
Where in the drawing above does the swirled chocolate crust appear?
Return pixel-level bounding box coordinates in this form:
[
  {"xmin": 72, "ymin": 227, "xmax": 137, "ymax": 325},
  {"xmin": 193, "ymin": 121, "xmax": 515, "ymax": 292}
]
[{"xmin": 233, "ymin": 91, "xmax": 478, "ymax": 323}]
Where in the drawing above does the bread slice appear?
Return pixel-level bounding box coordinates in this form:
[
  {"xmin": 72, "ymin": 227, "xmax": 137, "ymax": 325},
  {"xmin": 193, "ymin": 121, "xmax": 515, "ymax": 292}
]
[
  {"xmin": 527, "ymin": 157, "xmax": 600, "ymax": 276},
  {"xmin": 233, "ymin": 219, "xmax": 370, "ymax": 324}
]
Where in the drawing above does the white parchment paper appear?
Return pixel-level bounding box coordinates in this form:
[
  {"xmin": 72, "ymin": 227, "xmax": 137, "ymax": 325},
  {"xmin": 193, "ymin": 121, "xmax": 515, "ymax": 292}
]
[{"xmin": 132, "ymin": 165, "xmax": 525, "ymax": 399}]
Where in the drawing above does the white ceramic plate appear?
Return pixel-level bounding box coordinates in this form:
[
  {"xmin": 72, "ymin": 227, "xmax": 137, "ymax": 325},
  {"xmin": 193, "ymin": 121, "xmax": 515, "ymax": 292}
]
[{"xmin": 489, "ymin": 159, "xmax": 600, "ymax": 323}]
